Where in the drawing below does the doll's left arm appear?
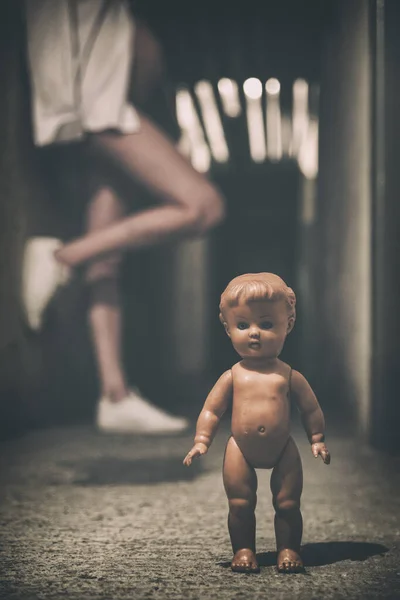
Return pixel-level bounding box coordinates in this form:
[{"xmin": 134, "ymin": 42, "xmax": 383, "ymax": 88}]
[{"xmin": 291, "ymin": 370, "xmax": 331, "ymax": 464}]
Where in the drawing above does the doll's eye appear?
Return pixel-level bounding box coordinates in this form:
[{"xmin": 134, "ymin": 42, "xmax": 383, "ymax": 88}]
[
  {"xmin": 260, "ymin": 321, "xmax": 273, "ymax": 330},
  {"xmin": 237, "ymin": 322, "xmax": 249, "ymax": 330}
]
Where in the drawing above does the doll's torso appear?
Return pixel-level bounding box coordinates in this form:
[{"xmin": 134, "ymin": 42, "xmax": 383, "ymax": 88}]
[{"xmin": 230, "ymin": 360, "xmax": 292, "ymax": 469}]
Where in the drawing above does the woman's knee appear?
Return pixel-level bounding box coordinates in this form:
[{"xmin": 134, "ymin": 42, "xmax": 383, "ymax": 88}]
[
  {"xmin": 202, "ymin": 187, "xmax": 226, "ymax": 230},
  {"xmin": 85, "ymin": 252, "xmax": 123, "ymax": 283},
  {"xmin": 186, "ymin": 186, "xmax": 226, "ymax": 235}
]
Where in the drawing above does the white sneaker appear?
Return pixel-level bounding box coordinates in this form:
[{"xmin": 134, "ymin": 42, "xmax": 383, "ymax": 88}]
[
  {"xmin": 21, "ymin": 237, "xmax": 71, "ymax": 330},
  {"xmin": 96, "ymin": 387, "xmax": 189, "ymax": 434}
]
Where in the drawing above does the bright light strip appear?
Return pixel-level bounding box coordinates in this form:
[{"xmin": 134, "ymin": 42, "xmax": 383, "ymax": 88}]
[
  {"xmin": 176, "ymin": 88, "xmax": 211, "ymax": 173},
  {"xmin": 217, "ymin": 78, "xmax": 241, "ymax": 118},
  {"xmin": 195, "ymin": 80, "xmax": 229, "ymax": 163},
  {"xmin": 243, "ymin": 78, "xmax": 266, "ymax": 162},
  {"xmin": 265, "ymin": 78, "xmax": 282, "ymax": 161},
  {"xmin": 245, "ymin": 101, "xmax": 267, "ymax": 163},
  {"xmin": 177, "ymin": 130, "xmax": 191, "ymax": 158},
  {"xmin": 243, "ymin": 77, "xmax": 262, "ymax": 100},
  {"xmin": 298, "ymin": 116, "xmax": 319, "ymax": 180},
  {"xmin": 265, "ymin": 77, "xmax": 281, "ymax": 96},
  {"xmin": 191, "ymin": 144, "xmax": 211, "ymax": 173},
  {"xmin": 292, "ymin": 78, "xmax": 309, "ymax": 157}
]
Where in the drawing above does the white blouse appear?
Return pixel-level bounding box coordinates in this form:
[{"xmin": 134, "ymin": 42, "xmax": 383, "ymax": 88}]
[{"xmin": 25, "ymin": 0, "xmax": 140, "ymax": 146}]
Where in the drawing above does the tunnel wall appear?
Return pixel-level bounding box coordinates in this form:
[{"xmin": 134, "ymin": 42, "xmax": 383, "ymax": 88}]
[{"xmin": 315, "ymin": 0, "xmax": 372, "ymax": 435}]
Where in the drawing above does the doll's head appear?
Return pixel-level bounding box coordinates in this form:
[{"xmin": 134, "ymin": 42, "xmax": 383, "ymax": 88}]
[{"xmin": 219, "ymin": 273, "xmax": 296, "ymax": 361}]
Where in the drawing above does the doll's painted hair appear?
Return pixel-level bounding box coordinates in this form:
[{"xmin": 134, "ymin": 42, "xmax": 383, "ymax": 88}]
[{"xmin": 219, "ymin": 272, "xmax": 296, "ymax": 324}]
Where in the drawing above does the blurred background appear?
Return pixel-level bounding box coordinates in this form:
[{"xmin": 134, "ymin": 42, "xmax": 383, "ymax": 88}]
[{"xmin": 0, "ymin": 0, "xmax": 398, "ymax": 453}]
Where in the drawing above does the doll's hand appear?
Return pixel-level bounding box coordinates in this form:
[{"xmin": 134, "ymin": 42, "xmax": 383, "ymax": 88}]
[
  {"xmin": 183, "ymin": 443, "xmax": 208, "ymax": 466},
  {"xmin": 311, "ymin": 442, "xmax": 331, "ymax": 464}
]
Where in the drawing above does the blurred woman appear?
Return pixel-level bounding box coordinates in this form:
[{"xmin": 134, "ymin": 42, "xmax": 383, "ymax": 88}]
[{"xmin": 23, "ymin": 0, "xmax": 225, "ymax": 433}]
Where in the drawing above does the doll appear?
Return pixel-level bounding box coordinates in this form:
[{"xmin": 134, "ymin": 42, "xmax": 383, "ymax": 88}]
[{"xmin": 184, "ymin": 273, "xmax": 330, "ymax": 573}]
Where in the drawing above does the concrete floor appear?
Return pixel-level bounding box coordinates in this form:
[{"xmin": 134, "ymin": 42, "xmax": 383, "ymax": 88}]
[{"xmin": 0, "ymin": 420, "xmax": 399, "ymax": 600}]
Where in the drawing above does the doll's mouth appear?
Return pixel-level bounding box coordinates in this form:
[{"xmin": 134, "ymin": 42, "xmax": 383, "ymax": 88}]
[{"xmin": 248, "ymin": 342, "xmax": 261, "ymax": 349}]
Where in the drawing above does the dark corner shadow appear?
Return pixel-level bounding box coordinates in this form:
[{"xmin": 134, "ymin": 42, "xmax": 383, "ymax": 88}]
[
  {"xmin": 218, "ymin": 541, "xmax": 389, "ymax": 570},
  {"xmin": 55, "ymin": 456, "xmax": 205, "ymax": 485}
]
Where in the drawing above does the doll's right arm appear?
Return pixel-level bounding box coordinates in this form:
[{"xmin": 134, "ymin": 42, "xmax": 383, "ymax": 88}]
[
  {"xmin": 194, "ymin": 369, "xmax": 232, "ymax": 446},
  {"xmin": 183, "ymin": 370, "xmax": 232, "ymax": 466}
]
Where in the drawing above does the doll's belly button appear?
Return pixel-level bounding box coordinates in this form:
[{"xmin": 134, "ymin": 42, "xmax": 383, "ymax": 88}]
[{"xmin": 258, "ymin": 425, "xmax": 266, "ymax": 433}]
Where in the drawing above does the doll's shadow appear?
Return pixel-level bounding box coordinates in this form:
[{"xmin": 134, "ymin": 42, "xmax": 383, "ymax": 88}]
[
  {"xmin": 218, "ymin": 542, "xmax": 388, "ymax": 570},
  {"xmin": 53, "ymin": 456, "xmax": 203, "ymax": 485}
]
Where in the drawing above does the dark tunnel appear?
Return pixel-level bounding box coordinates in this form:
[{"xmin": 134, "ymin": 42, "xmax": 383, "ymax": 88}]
[{"xmin": 0, "ymin": 1, "xmax": 399, "ymax": 597}]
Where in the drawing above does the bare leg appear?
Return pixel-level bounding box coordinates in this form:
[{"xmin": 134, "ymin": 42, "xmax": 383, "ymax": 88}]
[
  {"xmin": 270, "ymin": 436, "xmax": 304, "ymax": 573},
  {"xmin": 85, "ymin": 185, "xmax": 128, "ymax": 403},
  {"xmin": 86, "ymin": 22, "xmax": 168, "ymax": 405},
  {"xmin": 55, "ymin": 113, "xmax": 225, "ymax": 267},
  {"xmin": 223, "ymin": 437, "xmax": 259, "ymax": 573}
]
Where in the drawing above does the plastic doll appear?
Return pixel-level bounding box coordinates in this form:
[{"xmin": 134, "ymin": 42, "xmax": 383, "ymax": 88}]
[{"xmin": 184, "ymin": 273, "xmax": 330, "ymax": 573}]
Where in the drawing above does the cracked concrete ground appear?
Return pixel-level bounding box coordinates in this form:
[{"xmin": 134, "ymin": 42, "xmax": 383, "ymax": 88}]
[{"xmin": 0, "ymin": 420, "xmax": 399, "ymax": 600}]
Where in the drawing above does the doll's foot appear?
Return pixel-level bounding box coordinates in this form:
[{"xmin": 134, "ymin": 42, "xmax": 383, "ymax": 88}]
[
  {"xmin": 231, "ymin": 549, "xmax": 260, "ymax": 573},
  {"xmin": 277, "ymin": 549, "xmax": 304, "ymax": 573},
  {"xmin": 22, "ymin": 237, "xmax": 72, "ymax": 330}
]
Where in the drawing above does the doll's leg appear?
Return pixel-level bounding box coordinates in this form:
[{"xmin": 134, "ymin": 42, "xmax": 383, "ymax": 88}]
[
  {"xmin": 85, "ymin": 185, "xmax": 128, "ymax": 403},
  {"xmin": 270, "ymin": 436, "xmax": 304, "ymax": 573},
  {"xmin": 55, "ymin": 113, "xmax": 225, "ymax": 267},
  {"xmin": 223, "ymin": 437, "xmax": 259, "ymax": 573}
]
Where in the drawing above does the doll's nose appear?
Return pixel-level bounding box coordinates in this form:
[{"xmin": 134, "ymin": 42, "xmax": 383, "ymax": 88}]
[{"xmin": 249, "ymin": 327, "xmax": 260, "ymax": 338}]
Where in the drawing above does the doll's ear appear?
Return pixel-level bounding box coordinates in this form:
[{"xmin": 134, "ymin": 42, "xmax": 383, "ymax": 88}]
[
  {"xmin": 287, "ymin": 316, "xmax": 295, "ymax": 334},
  {"xmin": 219, "ymin": 313, "xmax": 231, "ymax": 337},
  {"xmin": 224, "ymin": 322, "xmax": 231, "ymax": 337}
]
